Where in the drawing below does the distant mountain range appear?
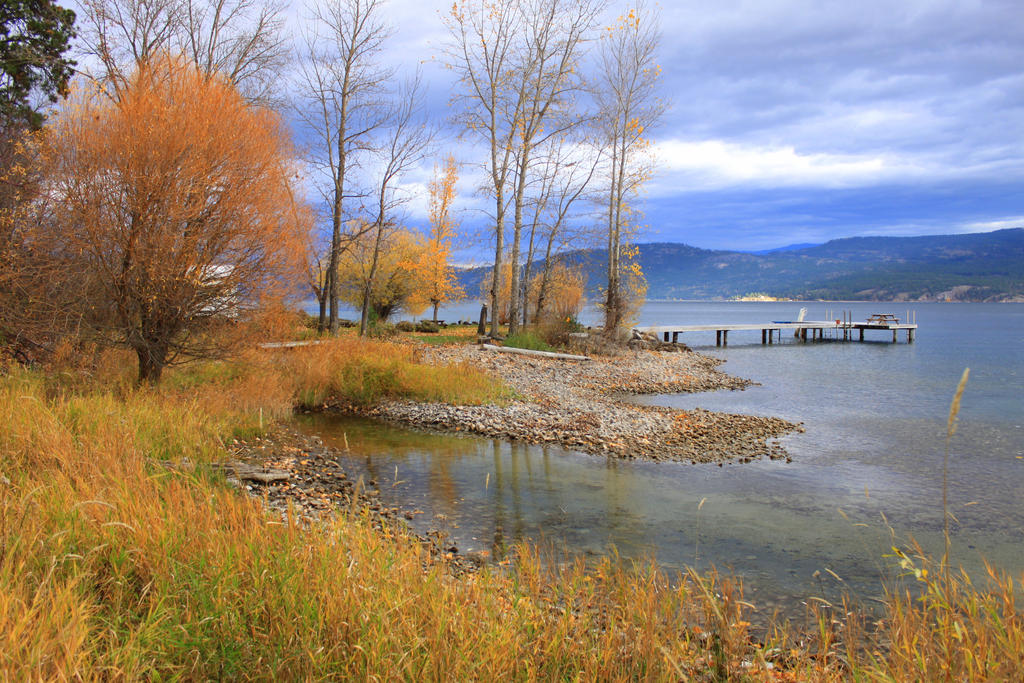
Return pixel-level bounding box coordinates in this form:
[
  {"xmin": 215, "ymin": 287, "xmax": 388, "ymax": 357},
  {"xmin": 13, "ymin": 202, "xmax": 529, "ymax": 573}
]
[
  {"xmin": 748, "ymin": 242, "xmax": 822, "ymax": 255},
  {"xmin": 457, "ymin": 228, "xmax": 1024, "ymax": 302}
]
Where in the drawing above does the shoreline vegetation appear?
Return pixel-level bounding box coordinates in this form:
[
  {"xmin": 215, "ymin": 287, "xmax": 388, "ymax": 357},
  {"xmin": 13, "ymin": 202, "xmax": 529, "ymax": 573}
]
[{"xmin": 2, "ymin": 330, "xmax": 1022, "ymax": 679}]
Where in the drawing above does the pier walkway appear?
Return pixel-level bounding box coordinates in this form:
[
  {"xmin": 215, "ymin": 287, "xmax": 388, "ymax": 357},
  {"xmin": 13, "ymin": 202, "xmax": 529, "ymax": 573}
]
[{"xmin": 635, "ymin": 317, "xmax": 918, "ymax": 347}]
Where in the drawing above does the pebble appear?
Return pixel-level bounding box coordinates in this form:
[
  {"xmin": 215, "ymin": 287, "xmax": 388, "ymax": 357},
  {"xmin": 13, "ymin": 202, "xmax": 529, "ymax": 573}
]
[{"xmin": 367, "ymin": 344, "xmax": 803, "ymax": 464}]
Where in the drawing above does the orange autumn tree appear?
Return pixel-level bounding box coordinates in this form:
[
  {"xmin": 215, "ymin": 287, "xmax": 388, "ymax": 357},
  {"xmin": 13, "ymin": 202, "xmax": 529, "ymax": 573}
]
[
  {"xmin": 44, "ymin": 56, "xmax": 307, "ymax": 383},
  {"xmin": 411, "ymin": 155, "xmax": 464, "ymax": 322}
]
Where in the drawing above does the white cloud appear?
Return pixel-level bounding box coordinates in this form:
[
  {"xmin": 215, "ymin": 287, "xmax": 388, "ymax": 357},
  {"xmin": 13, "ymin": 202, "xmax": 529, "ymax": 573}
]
[
  {"xmin": 958, "ymin": 216, "xmax": 1024, "ymax": 233},
  {"xmin": 653, "ymin": 139, "xmax": 917, "ymax": 191}
]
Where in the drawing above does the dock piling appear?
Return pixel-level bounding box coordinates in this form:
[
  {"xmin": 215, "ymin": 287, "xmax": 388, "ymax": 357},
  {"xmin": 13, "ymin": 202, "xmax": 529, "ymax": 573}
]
[{"xmin": 634, "ymin": 316, "xmax": 918, "ymax": 348}]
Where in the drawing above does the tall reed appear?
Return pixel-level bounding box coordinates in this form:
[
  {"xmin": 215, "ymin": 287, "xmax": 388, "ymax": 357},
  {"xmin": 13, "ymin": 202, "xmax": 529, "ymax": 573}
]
[{"xmin": 1, "ymin": 352, "xmax": 1021, "ymax": 680}]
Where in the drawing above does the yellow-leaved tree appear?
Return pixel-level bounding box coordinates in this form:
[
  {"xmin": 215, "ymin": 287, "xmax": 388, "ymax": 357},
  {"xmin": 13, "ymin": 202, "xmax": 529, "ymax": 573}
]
[
  {"xmin": 337, "ymin": 225, "xmax": 427, "ymax": 323},
  {"xmin": 410, "ymin": 155, "xmax": 465, "ymax": 322}
]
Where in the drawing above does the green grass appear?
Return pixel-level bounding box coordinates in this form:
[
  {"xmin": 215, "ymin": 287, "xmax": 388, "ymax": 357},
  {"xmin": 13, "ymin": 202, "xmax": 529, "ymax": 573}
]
[{"xmin": 502, "ymin": 330, "xmax": 555, "ymax": 352}]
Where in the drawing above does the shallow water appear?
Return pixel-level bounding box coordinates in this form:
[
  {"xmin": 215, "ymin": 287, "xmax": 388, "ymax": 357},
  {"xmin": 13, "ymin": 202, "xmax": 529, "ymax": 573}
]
[{"xmin": 294, "ymin": 301, "xmax": 1024, "ymax": 615}]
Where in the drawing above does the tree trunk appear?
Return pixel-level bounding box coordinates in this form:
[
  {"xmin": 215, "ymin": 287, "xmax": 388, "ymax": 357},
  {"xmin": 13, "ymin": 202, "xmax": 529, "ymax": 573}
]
[
  {"xmin": 535, "ymin": 228, "xmax": 558, "ymax": 324},
  {"xmin": 328, "ymin": 158, "xmax": 347, "ymax": 335},
  {"xmin": 359, "ymin": 220, "xmax": 386, "ymax": 337},
  {"xmin": 604, "ymin": 146, "xmax": 620, "ymax": 334},
  {"xmin": 604, "ymin": 131, "xmax": 627, "ymax": 336},
  {"xmin": 521, "ymin": 211, "xmax": 539, "ymax": 328},
  {"xmin": 328, "ymin": 214, "xmax": 340, "ymax": 334},
  {"xmin": 507, "ymin": 141, "xmax": 533, "ymax": 337},
  {"xmin": 317, "ymin": 270, "xmax": 330, "ymax": 333},
  {"xmin": 432, "ymin": 300, "xmax": 440, "ymax": 323},
  {"xmin": 135, "ymin": 344, "xmax": 166, "ymax": 384},
  {"xmin": 329, "ymin": 96, "xmax": 349, "ymax": 336},
  {"xmin": 489, "ymin": 184, "xmax": 504, "ymax": 338}
]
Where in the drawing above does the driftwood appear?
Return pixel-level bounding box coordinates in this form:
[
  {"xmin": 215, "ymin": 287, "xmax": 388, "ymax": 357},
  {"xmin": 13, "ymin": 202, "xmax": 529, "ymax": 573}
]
[
  {"xmin": 151, "ymin": 459, "xmax": 290, "ymax": 485},
  {"xmin": 481, "ymin": 343, "xmax": 591, "ymax": 362},
  {"xmin": 208, "ymin": 461, "xmax": 290, "ymax": 484},
  {"xmin": 258, "ymin": 340, "xmax": 326, "ymax": 349}
]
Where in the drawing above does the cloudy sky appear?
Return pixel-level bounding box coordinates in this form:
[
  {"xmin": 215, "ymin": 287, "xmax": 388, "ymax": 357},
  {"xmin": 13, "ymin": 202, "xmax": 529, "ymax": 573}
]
[
  {"xmin": 68, "ymin": 0, "xmax": 1024, "ymax": 253},
  {"xmin": 360, "ymin": 0, "xmax": 1024, "ymax": 251}
]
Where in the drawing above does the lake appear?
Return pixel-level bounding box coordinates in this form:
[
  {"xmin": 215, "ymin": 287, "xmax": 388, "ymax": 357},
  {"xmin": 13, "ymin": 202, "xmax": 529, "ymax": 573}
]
[{"xmin": 296, "ymin": 300, "xmax": 1024, "ymax": 615}]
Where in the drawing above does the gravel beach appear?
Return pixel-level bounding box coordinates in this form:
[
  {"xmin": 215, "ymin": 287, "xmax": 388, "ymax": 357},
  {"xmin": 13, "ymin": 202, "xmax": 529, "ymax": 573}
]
[{"xmin": 362, "ymin": 343, "xmax": 802, "ymax": 464}]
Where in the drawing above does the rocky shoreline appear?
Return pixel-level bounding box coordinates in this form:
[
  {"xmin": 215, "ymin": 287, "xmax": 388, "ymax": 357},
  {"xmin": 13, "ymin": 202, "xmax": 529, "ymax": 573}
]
[
  {"xmin": 222, "ymin": 343, "xmax": 802, "ymax": 576},
  {"xmin": 360, "ymin": 343, "xmax": 803, "ymax": 464},
  {"xmin": 226, "ymin": 425, "xmax": 485, "ymax": 575}
]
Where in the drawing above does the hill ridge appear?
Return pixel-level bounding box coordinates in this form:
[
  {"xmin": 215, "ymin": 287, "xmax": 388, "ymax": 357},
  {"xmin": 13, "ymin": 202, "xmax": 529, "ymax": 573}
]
[{"xmin": 456, "ymin": 228, "xmax": 1024, "ymax": 303}]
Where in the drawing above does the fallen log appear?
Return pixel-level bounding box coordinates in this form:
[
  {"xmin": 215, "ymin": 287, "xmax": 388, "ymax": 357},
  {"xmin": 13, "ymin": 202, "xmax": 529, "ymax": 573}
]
[
  {"xmin": 481, "ymin": 343, "xmax": 591, "ymax": 361},
  {"xmin": 258, "ymin": 340, "xmax": 327, "ymax": 349}
]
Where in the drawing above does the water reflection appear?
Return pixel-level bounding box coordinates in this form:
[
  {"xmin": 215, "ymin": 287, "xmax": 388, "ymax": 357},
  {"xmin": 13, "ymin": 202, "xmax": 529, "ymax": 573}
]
[{"xmin": 293, "ymin": 414, "xmax": 913, "ymax": 616}]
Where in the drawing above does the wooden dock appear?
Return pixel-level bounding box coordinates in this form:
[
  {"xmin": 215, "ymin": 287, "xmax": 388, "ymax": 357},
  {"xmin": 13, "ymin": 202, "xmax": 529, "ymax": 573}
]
[{"xmin": 635, "ymin": 317, "xmax": 918, "ymax": 347}]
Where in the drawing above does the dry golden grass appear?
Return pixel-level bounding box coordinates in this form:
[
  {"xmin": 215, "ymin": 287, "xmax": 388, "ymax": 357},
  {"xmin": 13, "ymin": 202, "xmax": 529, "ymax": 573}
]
[
  {"xmin": 0, "ymin": 348, "xmax": 1021, "ymax": 680},
  {"xmin": 0, "ymin": 365, "xmax": 774, "ymax": 680},
  {"xmin": 267, "ymin": 337, "xmax": 513, "ymax": 408}
]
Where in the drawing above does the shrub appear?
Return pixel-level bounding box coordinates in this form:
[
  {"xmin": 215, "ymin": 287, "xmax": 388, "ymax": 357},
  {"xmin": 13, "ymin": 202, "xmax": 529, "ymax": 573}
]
[
  {"xmin": 415, "ymin": 320, "xmax": 440, "ymax": 333},
  {"xmin": 537, "ymin": 315, "xmax": 587, "ymax": 347},
  {"xmin": 395, "ymin": 320, "xmax": 416, "ymax": 332},
  {"xmin": 367, "ymin": 322, "xmax": 396, "ymax": 339}
]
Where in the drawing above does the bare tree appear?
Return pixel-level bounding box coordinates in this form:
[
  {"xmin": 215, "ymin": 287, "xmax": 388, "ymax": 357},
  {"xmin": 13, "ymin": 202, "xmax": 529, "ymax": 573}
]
[
  {"xmin": 522, "ymin": 135, "xmax": 598, "ymax": 326},
  {"xmin": 79, "ymin": 0, "xmax": 177, "ymax": 85},
  {"xmin": 180, "ymin": 0, "xmax": 289, "ymax": 103},
  {"xmin": 446, "ymin": 0, "xmax": 602, "ymax": 336},
  {"xmin": 595, "ymin": 1, "xmax": 665, "ymax": 335},
  {"xmin": 297, "ymin": 0, "xmax": 392, "ymax": 334},
  {"xmin": 503, "ymin": 0, "xmax": 603, "ymax": 336},
  {"xmin": 78, "ymin": 0, "xmax": 289, "ymax": 103},
  {"xmin": 444, "ymin": 0, "xmax": 521, "ymax": 337},
  {"xmin": 357, "ymin": 77, "xmax": 433, "ymax": 336}
]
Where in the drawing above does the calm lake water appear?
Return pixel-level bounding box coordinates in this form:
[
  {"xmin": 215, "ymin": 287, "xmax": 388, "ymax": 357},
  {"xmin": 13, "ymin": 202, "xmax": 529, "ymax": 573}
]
[{"xmin": 296, "ymin": 301, "xmax": 1024, "ymax": 614}]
